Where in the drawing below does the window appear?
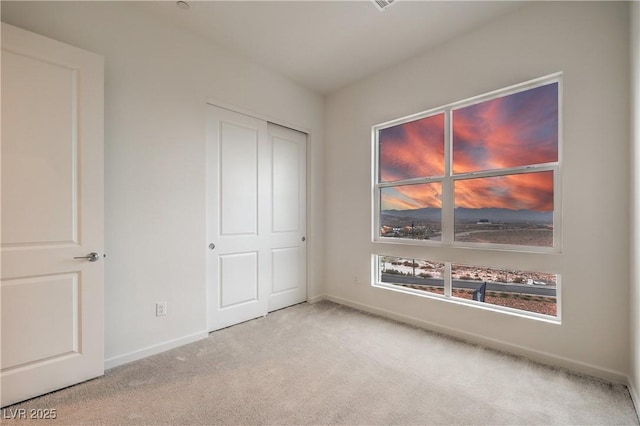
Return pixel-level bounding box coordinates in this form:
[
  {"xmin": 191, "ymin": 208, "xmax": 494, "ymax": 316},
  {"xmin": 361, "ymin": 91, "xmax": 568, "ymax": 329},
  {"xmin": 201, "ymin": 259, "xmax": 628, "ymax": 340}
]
[
  {"xmin": 374, "ymin": 75, "xmax": 560, "ymax": 251},
  {"xmin": 375, "ymin": 255, "xmax": 558, "ymax": 318},
  {"xmin": 372, "ymin": 74, "xmax": 561, "ymax": 320},
  {"xmin": 378, "ymin": 256, "xmax": 445, "ymax": 296}
]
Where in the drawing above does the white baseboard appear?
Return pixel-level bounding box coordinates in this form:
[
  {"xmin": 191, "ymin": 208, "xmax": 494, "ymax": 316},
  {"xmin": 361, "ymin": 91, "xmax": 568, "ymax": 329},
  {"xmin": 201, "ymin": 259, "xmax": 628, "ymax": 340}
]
[
  {"xmin": 627, "ymin": 376, "xmax": 640, "ymax": 422},
  {"xmin": 307, "ymin": 294, "xmax": 327, "ymax": 304},
  {"xmin": 103, "ymin": 296, "xmax": 328, "ymax": 371},
  {"xmin": 104, "ymin": 330, "xmax": 209, "ymax": 370},
  {"xmin": 323, "ymin": 294, "xmax": 629, "ymax": 385}
]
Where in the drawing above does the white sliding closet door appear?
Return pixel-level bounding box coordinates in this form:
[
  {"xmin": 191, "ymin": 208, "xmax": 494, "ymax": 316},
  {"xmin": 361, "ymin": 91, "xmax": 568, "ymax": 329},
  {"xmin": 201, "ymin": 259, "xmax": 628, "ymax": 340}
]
[
  {"xmin": 206, "ymin": 105, "xmax": 306, "ymax": 331},
  {"xmin": 267, "ymin": 123, "xmax": 307, "ymax": 312}
]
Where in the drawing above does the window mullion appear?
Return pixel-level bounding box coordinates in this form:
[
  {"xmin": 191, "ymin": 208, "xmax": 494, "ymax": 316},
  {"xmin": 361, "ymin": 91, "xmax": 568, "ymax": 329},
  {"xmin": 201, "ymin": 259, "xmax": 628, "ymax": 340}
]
[
  {"xmin": 444, "ymin": 262, "xmax": 452, "ymax": 297},
  {"xmin": 441, "ymin": 108, "xmax": 454, "ymax": 245},
  {"xmin": 452, "ymin": 164, "xmax": 557, "ymax": 180},
  {"xmin": 377, "ymin": 176, "xmax": 443, "ymax": 188}
]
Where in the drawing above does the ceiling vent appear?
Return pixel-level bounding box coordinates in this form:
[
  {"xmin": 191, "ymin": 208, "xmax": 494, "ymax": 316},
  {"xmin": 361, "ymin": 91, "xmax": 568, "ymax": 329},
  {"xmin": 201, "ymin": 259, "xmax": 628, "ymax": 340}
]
[{"xmin": 373, "ymin": 0, "xmax": 397, "ymax": 11}]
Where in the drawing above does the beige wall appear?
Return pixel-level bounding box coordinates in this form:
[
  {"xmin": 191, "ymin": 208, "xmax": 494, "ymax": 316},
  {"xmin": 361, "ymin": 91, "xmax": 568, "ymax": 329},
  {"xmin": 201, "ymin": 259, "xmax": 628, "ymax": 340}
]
[
  {"xmin": 630, "ymin": 0, "xmax": 640, "ymax": 410},
  {"xmin": 2, "ymin": 0, "xmax": 635, "ymax": 390},
  {"xmin": 325, "ymin": 2, "xmax": 631, "ymax": 381},
  {"xmin": 1, "ymin": 1, "xmax": 325, "ymax": 366}
]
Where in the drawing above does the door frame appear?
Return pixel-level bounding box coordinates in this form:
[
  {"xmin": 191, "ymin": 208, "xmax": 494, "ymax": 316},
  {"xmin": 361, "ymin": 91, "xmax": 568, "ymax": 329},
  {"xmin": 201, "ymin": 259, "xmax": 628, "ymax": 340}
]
[{"xmin": 204, "ymin": 99, "xmax": 311, "ymax": 322}]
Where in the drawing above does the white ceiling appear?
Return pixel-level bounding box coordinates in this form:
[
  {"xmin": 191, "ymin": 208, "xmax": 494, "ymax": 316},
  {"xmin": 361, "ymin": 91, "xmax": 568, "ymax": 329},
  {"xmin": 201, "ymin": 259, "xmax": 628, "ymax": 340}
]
[{"xmin": 134, "ymin": 1, "xmax": 527, "ymax": 94}]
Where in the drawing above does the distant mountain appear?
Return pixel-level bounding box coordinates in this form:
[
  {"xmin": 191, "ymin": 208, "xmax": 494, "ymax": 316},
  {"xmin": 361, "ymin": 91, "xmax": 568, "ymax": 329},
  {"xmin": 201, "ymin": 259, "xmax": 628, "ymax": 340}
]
[
  {"xmin": 454, "ymin": 207, "xmax": 552, "ymax": 223},
  {"xmin": 381, "ymin": 207, "xmax": 552, "ymax": 224},
  {"xmin": 381, "ymin": 207, "xmax": 441, "ymax": 222}
]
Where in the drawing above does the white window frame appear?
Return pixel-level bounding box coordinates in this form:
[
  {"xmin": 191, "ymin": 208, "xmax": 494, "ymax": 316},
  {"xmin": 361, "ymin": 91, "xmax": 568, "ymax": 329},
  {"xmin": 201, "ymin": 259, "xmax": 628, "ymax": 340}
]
[
  {"xmin": 372, "ymin": 73, "xmax": 563, "ymax": 254},
  {"xmin": 371, "ymin": 254, "xmax": 562, "ymax": 323}
]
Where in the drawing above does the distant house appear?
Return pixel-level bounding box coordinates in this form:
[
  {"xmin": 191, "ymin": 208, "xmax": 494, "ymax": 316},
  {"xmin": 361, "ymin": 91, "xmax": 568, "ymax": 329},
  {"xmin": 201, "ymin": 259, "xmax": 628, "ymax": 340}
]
[{"xmin": 477, "ymin": 219, "xmax": 492, "ymax": 225}]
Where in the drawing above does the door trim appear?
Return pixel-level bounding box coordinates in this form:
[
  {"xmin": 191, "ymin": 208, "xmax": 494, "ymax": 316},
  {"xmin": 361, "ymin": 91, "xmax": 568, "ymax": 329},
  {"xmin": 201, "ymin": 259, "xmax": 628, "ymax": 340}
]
[{"xmin": 205, "ymin": 99, "xmax": 311, "ymax": 135}]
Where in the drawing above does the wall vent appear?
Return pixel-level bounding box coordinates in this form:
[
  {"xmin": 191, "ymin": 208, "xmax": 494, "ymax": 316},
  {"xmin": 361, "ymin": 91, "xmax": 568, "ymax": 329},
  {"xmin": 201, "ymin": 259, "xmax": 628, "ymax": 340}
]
[{"xmin": 373, "ymin": 0, "xmax": 397, "ymax": 11}]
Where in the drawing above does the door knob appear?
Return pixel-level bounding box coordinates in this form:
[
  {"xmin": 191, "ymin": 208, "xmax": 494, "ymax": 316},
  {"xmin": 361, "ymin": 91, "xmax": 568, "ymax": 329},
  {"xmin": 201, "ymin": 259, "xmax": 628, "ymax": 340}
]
[{"xmin": 74, "ymin": 252, "xmax": 100, "ymax": 262}]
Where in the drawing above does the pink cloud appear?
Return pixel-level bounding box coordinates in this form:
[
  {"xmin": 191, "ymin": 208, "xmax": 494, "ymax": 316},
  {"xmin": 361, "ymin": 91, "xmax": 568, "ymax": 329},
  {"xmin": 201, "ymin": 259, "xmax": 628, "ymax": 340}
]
[{"xmin": 379, "ymin": 113, "xmax": 444, "ymax": 182}]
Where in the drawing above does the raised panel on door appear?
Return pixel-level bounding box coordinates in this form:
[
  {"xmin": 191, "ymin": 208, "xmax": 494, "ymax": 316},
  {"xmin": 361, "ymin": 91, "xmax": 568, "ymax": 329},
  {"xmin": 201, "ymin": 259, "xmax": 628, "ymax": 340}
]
[
  {"xmin": 268, "ymin": 124, "xmax": 307, "ymax": 312},
  {"xmin": 219, "ymin": 121, "xmax": 258, "ymax": 236},
  {"xmin": 1, "ymin": 23, "xmax": 104, "ymax": 407},
  {"xmin": 272, "ymin": 136, "xmax": 300, "ymax": 233},
  {"xmin": 206, "ymin": 105, "xmax": 271, "ymax": 331},
  {"xmin": 1, "ymin": 274, "xmax": 80, "ymax": 370},
  {"xmin": 271, "ymin": 247, "xmax": 299, "ymax": 294},
  {"xmin": 219, "ymin": 252, "xmax": 259, "ymax": 308},
  {"xmin": 2, "ymin": 50, "xmax": 78, "ymax": 245}
]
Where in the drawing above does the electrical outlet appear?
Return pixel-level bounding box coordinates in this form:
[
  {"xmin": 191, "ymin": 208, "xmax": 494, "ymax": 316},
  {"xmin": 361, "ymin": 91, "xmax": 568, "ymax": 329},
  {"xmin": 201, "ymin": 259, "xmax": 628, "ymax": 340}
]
[
  {"xmin": 354, "ymin": 275, "xmax": 359, "ymax": 284},
  {"xmin": 156, "ymin": 301, "xmax": 167, "ymax": 317}
]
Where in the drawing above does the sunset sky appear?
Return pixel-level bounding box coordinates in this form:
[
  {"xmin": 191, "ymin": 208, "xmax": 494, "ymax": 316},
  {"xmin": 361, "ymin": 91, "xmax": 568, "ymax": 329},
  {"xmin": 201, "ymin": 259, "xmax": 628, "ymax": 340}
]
[
  {"xmin": 379, "ymin": 83, "xmax": 558, "ymax": 212},
  {"xmin": 454, "ymin": 172, "xmax": 554, "ymax": 211},
  {"xmin": 379, "ymin": 113, "xmax": 444, "ymax": 183},
  {"xmin": 453, "ymin": 83, "xmax": 558, "ymax": 173},
  {"xmin": 381, "ymin": 183, "xmax": 441, "ymax": 211}
]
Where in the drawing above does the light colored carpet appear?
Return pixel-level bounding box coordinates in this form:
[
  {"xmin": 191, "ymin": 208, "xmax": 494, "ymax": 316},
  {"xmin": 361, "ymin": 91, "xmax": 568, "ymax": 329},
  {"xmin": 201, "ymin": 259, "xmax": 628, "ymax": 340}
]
[{"xmin": 3, "ymin": 301, "xmax": 638, "ymax": 425}]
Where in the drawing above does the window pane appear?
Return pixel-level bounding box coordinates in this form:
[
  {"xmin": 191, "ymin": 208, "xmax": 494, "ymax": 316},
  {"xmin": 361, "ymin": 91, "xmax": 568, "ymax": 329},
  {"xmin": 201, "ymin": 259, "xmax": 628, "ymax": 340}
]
[
  {"xmin": 451, "ymin": 263, "xmax": 557, "ymax": 316},
  {"xmin": 379, "ymin": 113, "xmax": 445, "ymax": 182},
  {"xmin": 454, "ymin": 172, "xmax": 553, "ymax": 247},
  {"xmin": 378, "ymin": 256, "xmax": 445, "ymax": 295},
  {"xmin": 453, "ymin": 82, "xmax": 558, "ymax": 174},
  {"xmin": 380, "ymin": 183, "xmax": 442, "ymax": 240}
]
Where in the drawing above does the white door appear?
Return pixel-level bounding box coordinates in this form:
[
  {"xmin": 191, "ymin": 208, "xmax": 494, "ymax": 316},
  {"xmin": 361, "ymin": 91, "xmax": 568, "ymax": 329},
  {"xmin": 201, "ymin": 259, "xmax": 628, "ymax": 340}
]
[
  {"xmin": 206, "ymin": 106, "xmax": 271, "ymax": 331},
  {"xmin": 267, "ymin": 123, "xmax": 307, "ymax": 312},
  {"xmin": 1, "ymin": 24, "xmax": 104, "ymax": 407},
  {"xmin": 206, "ymin": 106, "xmax": 306, "ymax": 331}
]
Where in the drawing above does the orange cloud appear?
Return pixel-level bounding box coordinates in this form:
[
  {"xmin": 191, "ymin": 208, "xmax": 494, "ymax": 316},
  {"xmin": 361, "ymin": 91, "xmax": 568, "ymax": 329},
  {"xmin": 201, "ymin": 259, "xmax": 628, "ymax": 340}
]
[
  {"xmin": 454, "ymin": 172, "xmax": 553, "ymax": 211},
  {"xmin": 381, "ymin": 183, "xmax": 442, "ymax": 211},
  {"xmin": 379, "ymin": 83, "xmax": 557, "ymax": 213},
  {"xmin": 453, "ymin": 83, "xmax": 558, "ymax": 173},
  {"xmin": 379, "ymin": 113, "xmax": 444, "ymax": 182}
]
